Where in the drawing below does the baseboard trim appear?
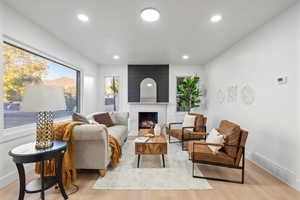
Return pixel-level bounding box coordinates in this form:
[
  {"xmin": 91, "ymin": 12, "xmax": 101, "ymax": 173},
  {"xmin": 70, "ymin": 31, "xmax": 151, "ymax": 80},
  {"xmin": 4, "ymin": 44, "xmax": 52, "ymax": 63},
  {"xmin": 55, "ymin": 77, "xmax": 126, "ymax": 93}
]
[
  {"xmin": 0, "ymin": 164, "xmax": 34, "ymax": 189},
  {"xmin": 246, "ymin": 151, "xmax": 300, "ymax": 192}
]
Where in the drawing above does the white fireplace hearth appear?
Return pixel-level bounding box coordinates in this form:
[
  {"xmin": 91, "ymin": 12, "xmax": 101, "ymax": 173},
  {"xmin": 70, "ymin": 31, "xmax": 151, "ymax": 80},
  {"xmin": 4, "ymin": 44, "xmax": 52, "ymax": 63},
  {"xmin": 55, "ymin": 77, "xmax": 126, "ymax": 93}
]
[{"xmin": 128, "ymin": 102, "xmax": 168, "ymax": 135}]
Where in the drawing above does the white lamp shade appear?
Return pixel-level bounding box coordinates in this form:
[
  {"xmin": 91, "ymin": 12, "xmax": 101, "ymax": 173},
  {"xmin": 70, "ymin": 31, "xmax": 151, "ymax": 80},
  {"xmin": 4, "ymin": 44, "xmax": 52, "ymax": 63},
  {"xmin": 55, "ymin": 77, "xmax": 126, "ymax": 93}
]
[{"xmin": 21, "ymin": 85, "xmax": 66, "ymax": 112}]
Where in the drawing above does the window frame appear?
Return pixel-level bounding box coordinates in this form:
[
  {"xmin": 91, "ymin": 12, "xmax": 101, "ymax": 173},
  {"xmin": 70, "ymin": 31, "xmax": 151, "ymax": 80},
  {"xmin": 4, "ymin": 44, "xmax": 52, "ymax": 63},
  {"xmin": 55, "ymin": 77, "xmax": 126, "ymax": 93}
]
[
  {"xmin": 104, "ymin": 75, "xmax": 120, "ymax": 112},
  {"xmin": 1, "ymin": 40, "xmax": 82, "ymax": 131}
]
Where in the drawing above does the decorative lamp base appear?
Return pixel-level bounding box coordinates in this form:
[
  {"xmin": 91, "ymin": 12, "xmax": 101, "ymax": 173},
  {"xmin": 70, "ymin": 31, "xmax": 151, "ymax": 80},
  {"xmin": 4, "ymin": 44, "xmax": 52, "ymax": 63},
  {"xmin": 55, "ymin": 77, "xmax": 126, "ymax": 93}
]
[{"xmin": 35, "ymin": 111, "xmax": 54, "ymax": 149}]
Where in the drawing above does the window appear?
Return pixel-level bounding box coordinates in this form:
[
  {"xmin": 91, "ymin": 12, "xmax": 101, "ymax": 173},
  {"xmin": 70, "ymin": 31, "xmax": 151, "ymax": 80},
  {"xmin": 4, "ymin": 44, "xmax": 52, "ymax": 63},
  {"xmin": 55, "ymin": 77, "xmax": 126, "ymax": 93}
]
[
  {"xmin": 3, "ymin": 42, "xmax": 80, "ymax": 129},
  {"xmin": 104, "ymin": 76, "xmax": 120, "ymax": 111}
]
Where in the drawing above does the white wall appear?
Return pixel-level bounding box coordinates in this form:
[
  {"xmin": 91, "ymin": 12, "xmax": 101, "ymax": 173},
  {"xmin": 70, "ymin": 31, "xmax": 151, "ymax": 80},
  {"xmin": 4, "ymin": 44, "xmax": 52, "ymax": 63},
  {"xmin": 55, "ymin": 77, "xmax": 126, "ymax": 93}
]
[
  {"xmin": 99, "ymin": 64, "xmax": 206, "ymax": 126},
  {"xmin": 205, "ymin": 4, "xmax": 300, "ymax": 191},
  {"xmin": 0, "ymin": 3, "xmax": 100, "ymax": 188}
]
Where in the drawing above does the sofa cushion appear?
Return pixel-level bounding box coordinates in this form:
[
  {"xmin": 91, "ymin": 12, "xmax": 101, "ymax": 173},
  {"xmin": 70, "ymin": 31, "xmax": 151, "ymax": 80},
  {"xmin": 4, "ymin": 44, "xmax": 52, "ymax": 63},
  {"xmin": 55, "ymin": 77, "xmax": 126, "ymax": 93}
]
[
  {"xmin": 218, "ymin": 120, "xmax": 241, "ymax": 158},
  {"xmin": 107, "ymin": 125, "xmax": 128, "ymax": 145},
  {"xmin": 94, "ymin": 113, "xmax": 114, "ymax": 127},
  {"xmin": 72, "ymin": 112, "xmax": 89, "ymax": 124}
]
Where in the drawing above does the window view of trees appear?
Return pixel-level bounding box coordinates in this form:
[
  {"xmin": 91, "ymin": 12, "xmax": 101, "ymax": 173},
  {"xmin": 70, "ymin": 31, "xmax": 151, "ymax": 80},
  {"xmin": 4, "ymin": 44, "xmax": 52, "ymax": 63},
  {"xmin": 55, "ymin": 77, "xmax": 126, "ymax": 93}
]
[
  {"xmin": 104, "ymin": 76, "xmax": 120, "ymax": 111},
  {"xmin": 3, "ymin": 43, "xmax": 80, "ymax": 129}
]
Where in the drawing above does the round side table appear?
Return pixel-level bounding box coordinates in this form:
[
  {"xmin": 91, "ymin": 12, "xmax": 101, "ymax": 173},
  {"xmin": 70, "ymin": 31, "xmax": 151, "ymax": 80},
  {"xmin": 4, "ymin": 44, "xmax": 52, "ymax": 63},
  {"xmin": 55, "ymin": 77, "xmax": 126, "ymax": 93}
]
[{"xmin": 9, "ymin": 140, "xmax": 68, "ymax": 200}]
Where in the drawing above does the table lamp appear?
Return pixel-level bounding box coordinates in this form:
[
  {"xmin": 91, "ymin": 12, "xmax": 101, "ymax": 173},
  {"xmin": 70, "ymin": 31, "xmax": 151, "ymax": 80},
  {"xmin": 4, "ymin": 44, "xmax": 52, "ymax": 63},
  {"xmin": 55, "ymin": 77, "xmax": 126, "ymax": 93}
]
[{"xmin": 21, "ymin": 85, "xmax": 66, "ymax": 149}]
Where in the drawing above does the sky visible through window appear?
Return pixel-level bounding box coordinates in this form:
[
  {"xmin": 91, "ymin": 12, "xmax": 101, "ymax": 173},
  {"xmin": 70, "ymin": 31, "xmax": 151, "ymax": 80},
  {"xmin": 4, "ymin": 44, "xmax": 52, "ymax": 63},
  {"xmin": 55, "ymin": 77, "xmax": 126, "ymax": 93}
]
[{"xmin": 45, "ymin": 61, "xmax": 76, "ymax": 80}]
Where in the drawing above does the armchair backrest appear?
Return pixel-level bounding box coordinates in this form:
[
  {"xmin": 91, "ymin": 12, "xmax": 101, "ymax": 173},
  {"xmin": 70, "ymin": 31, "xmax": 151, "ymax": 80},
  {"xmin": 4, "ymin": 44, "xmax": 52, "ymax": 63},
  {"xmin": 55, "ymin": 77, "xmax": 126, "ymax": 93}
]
[
  {"xmin": 218, "ymin": 120, "xmax": 241, "ymax": 159},
  {"xmin": 189, "ymin": 113, "xmax": 207, "ymax": 132},
  {"xmin": 217, "ymin": 120, "xmax": 249, "ymax": 166},
  {"xmin": 235, "ymin": 129, "xmax": 248, "ymax": 166}
]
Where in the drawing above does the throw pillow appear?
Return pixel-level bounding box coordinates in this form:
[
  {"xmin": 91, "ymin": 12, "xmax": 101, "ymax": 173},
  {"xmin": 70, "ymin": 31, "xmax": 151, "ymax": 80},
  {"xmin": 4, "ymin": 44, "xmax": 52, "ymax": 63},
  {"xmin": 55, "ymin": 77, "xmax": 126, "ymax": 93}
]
[
  {"xmin": 93, "ymin": 113, "xmax": 114, "ymax": 127},
  {"xmin": 209, "ymin": 128, "xmax": 220, "ymax": 136},
  {"xmin": 206, "ymin": 129, "xmax": 225, "ymax": 153},
  {"xmin": 72, "ymin": 112, "xmax": 89, "ymax": 124},
  {"xmin": 182, "ymin": 114, "xmax": 196, "ymax": 131}
]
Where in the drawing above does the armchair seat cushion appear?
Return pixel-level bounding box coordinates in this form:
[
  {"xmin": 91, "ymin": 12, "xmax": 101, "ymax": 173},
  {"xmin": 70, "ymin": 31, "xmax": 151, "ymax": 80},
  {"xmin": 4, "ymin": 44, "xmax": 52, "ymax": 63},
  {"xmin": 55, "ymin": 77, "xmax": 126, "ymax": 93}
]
[
  {"xmin": 188, "ymin": 141, "xmax": 235, "ymax": 166},
  {"xmin": 169, "ymin": 129, "xmax": 206, "ymax": 140}
]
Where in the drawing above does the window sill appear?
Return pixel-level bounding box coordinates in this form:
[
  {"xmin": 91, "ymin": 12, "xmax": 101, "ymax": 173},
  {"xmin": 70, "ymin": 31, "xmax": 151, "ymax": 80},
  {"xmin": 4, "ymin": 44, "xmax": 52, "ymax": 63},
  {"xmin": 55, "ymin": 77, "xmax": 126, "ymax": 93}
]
[{"xmin": 0, "ymin": 116, "xmax": 71, "ymax": 144}]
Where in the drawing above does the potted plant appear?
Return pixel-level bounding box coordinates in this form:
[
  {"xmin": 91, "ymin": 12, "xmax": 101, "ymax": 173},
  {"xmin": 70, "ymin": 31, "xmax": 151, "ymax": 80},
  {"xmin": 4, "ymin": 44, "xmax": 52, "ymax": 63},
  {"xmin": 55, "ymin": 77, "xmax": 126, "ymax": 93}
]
[{"xmin": 177, "ymin": 76, "xmax": 201, "ymax": 112}]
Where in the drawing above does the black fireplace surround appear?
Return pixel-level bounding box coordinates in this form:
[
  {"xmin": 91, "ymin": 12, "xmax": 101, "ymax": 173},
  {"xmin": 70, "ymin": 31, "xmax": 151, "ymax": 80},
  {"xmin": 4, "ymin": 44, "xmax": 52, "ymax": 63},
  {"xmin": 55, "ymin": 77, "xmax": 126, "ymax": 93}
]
[{"xmin": 138, "ymin": 112, "xmax": 158, "ymax": 129}]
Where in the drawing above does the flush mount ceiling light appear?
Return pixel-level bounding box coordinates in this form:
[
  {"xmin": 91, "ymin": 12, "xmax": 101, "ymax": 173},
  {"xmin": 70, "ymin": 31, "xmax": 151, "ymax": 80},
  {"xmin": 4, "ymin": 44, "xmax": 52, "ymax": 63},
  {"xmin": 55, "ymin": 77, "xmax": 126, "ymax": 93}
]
[
  {"xmin": 140, "ymin": 8, "xmax": 160, "ymax": 22},
  {"xmin": 147, "ymin": 83, "xmax": 153, "ymax": 87},
  {"xmin": 210, "ymin": 14, "xmax": 223, "ymax": 23},
  {"xmin": 182, "ymin": 55, "xmax": 189, "ymax": 60},
  {"xmin": 77, "ymin": 14, "xmax": 89, "ymax": 22},
  {"xmin": 113, "ymin": 55, "xmax": 120, "ymax": 60}
]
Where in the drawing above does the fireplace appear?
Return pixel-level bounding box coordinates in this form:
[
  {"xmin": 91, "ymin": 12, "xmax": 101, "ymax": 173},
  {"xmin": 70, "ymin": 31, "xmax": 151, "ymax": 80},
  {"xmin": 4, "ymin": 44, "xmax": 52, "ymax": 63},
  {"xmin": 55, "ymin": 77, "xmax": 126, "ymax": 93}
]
[{"xmin": 138, "ymin": 112, "xmax": 158, "ymax": 129}]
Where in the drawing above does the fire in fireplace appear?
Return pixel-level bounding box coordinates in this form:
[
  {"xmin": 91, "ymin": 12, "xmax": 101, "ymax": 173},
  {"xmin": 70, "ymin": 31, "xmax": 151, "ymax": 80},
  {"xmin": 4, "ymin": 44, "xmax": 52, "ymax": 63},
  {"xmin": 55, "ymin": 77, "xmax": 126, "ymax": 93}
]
[{"xmin": 138, "ymin": 112, "xmax": 158, "ymax": 129}]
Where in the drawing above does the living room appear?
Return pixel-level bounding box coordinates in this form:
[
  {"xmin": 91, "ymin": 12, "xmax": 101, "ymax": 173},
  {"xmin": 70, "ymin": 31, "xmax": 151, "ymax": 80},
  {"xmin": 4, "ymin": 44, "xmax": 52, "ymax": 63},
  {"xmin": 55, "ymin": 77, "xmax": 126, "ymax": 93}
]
[{"xmin": 0, "ymin": 1, "xmax": 300, "ymax": 200}]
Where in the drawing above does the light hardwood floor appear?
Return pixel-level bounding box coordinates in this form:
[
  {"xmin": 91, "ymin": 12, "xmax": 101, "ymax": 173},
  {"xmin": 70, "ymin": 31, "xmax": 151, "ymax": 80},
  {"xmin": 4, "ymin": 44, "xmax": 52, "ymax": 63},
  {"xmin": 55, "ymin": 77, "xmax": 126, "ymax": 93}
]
[{"xmin": 1, "ymin": 160, "xmax": 299, "ymax": 200}]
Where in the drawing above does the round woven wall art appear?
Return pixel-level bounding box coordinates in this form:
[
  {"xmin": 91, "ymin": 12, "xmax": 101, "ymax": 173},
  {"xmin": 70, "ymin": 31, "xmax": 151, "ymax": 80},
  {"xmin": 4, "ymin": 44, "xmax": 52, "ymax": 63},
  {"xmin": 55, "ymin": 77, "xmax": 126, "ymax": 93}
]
[
  {"xmin": 216, "ymin": 89, "xmax": 225, "ymax": 104},
  {"xmin": 241, "ymin": 85, "xmax": 255, "ymax": 105}
]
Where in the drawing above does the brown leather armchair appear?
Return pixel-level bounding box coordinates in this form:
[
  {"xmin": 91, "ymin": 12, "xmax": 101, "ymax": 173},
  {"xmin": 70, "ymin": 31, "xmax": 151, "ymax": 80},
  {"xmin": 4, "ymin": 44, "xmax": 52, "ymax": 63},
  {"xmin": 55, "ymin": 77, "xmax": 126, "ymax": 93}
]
[
  {"xmin": 188, "ymin": 120, "xmax": 249, "ymax": 184},
  {"xmin": 167, "ymin": 113, "xmax": 207, "ymax": 150}
]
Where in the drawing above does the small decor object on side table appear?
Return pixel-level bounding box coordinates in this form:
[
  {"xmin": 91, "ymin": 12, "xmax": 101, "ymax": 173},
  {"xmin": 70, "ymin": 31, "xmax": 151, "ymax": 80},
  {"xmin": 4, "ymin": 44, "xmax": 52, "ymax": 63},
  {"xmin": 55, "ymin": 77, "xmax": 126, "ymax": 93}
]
[
  {"xmin": 9, "ymin": 140, "xmax": 68, "ymax": 200},
  {"xmin": 21, "ymin": 85, "xmax": 66, "ymax": 149}
]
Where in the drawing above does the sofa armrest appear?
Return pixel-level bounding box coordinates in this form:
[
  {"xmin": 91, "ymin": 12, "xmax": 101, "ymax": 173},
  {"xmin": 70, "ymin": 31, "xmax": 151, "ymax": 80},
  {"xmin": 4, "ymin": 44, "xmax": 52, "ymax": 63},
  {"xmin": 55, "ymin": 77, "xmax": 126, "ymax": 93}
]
[
  {"xmin": 110, "ymin": 112, "xmax": 129, "ymax": 126},
  {"xmin": 73, "ymin": 124, "xmax": 108, "ymax": 141}
]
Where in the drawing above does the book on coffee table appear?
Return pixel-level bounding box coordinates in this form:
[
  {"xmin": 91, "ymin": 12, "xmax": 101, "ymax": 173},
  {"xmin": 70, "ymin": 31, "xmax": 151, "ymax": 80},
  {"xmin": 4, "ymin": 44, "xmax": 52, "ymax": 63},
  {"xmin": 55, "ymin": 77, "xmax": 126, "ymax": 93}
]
[{"xmin": 134, "ymin": 137, "xmax": 150, "ymax": 143}]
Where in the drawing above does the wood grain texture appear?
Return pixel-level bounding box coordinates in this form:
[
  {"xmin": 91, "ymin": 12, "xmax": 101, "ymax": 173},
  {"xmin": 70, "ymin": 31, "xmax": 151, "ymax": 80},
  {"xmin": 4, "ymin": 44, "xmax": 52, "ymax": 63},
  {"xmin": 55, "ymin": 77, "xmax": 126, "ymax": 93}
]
[
  {"xmin": 1, "ymin": 138, "xmax": 300, "ymax": 200},
  {"xmin": 135, "ymin": 133, "xmax": 167, "ymax": 155}
]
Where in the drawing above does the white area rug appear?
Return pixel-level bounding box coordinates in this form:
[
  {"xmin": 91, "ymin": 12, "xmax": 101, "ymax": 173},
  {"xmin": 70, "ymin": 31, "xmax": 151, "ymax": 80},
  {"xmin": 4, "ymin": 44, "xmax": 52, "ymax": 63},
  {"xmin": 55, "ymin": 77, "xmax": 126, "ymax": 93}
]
[{"xmin": 93, "ymin": 140, "xmax": 212, "ymax": 190}]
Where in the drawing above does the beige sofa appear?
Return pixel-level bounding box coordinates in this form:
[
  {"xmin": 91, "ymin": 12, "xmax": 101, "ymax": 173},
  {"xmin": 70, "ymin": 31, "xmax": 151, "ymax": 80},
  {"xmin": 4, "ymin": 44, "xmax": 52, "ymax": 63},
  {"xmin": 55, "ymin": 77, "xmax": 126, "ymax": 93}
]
[{"xmin": 72, "ymin": 112, "xmax": 129, "ymax": 176}]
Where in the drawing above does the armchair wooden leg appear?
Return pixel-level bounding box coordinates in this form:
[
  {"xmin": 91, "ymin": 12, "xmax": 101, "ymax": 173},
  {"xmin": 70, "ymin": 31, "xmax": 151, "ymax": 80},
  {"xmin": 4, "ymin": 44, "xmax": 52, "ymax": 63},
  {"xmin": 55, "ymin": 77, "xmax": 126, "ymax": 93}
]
[{"xmin": 99, "ymin": 169, "xmax": 107, "ymax": 177}]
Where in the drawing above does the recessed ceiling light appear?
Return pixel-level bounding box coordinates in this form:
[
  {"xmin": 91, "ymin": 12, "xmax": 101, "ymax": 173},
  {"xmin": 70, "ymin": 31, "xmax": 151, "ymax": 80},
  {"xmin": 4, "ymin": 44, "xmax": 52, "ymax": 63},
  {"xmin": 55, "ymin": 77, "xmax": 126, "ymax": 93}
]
[
  {"xmin": 147, "ymin": 83, "xmax": 153, "ymax": 87},
  {"xmin": 77, "ymin": 14, "xmax": 89, "ymax": 22},
  {"xmin": 140, "ymin": 8, "xmax": 160, "ymax": 22},
  {"xmin": 182, "ymin": 55, "xmax": 189, "ymax": 60},
  {"xmin": 210, "ymin": 14, "xmax": 223, "ymax": 23},
  {"xmin": 113, "ymin": 55, "xmax": 120, "ymax": 60}
]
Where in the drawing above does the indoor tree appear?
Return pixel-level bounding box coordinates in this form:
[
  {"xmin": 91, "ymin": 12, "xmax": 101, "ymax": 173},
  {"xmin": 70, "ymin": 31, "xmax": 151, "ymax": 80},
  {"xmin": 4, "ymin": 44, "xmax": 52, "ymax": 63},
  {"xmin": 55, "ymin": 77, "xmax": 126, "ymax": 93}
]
[{"xmin": 177, "ymin": 76, "xmax": 201, "ymax": 112}]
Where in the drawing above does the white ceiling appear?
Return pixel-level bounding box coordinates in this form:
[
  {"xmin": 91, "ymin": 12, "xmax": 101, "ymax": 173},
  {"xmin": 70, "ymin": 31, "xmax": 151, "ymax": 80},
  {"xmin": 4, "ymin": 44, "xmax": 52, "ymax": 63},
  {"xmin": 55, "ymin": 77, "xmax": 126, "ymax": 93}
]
[{"xmin": 3, "ymin": 0, "xmax": 298, "ymax": 65}]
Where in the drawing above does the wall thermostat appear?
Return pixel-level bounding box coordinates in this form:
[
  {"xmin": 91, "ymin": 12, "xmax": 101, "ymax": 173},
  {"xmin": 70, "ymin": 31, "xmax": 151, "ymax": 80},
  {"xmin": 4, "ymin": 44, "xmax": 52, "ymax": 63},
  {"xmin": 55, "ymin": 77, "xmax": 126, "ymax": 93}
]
[{"xmin": 277, "ymin": 76, "xmax": 288, "ymax": 85}]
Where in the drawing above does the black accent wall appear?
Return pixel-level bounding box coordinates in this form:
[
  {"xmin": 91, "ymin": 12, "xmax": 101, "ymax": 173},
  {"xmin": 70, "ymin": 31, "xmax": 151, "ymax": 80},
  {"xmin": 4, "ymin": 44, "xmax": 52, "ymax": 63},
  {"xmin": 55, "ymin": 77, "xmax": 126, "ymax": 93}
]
[{"xmin": 128, "ymin": 65, "xmax": 169, "ymax": 102}]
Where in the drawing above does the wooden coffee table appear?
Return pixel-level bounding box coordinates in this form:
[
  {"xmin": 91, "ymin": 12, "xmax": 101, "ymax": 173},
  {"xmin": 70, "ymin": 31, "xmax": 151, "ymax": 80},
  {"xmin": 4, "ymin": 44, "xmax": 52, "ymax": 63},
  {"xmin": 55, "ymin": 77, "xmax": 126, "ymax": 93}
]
[{"xmin": 135, "ymin": 130, "xmax": 167, "ymax": 168}]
